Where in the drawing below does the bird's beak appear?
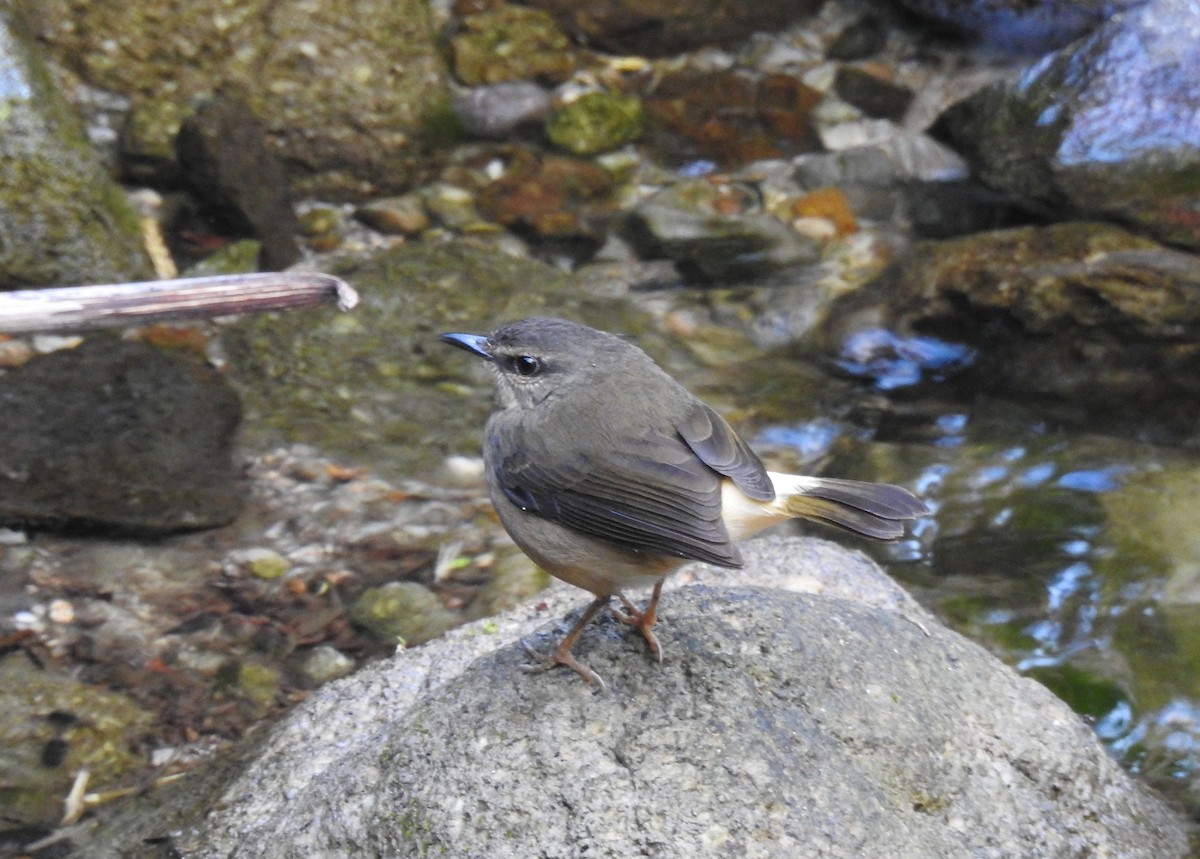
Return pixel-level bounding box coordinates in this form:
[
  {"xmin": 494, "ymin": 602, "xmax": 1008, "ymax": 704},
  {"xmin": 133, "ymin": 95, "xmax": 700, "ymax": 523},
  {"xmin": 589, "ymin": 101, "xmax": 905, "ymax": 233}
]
[{"xmin": 439, "ymin": 332, "xmax": 493, "ymax": 361}]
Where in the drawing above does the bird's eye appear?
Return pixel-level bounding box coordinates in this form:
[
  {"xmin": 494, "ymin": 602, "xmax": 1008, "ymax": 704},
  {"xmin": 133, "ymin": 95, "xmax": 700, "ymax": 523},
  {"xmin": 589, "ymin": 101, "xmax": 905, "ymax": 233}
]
[{"xmin": 511, "ymin": 355, "xmax": 542, "ymax": 377}]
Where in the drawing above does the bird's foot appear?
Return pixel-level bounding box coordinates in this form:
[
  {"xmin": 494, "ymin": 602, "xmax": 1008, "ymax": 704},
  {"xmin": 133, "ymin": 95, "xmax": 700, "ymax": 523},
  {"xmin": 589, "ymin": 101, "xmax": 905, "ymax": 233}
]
[
  {"xmin": 519, "ymin": 594, "xmax": 611, "ymax": 689},
  {"xmin": 613, "ymin": 585, "xmax": 663, "ymax": 663},
  {"xmin": 521, "ymin": 639, "xmax": 607, "ymax": 690}
]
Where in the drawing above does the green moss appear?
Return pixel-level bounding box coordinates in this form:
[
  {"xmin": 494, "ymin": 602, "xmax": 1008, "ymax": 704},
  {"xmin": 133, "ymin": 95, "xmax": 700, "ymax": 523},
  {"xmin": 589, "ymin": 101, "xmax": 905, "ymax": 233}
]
[
  {"xmin": 451, "ymin": 5, "xmax": 575, "ymax": 86},
  {"xmin": 119, "ymin": 96, "xmax": 191, "ymax": 178},
  {"xmin": 233, "ymin": 661, "xmax": 283, "ymax": 708},
  {"xmin": 219, "ymin": 241, "xmax": 654, "ymax": 478},
  {"xmin": 546, "ymin": 91, "xmax": 645, "ymax": 156},
  {"xmin": 183, "ymin": 239, "xmax": 262, "ymax": 277},
  {"xmin": 350, "ymin": 582, "xmax": 456, "ymax": 646},
  {"xmin": 0, "ymin": 653, "xmax": 154, "ymax": 827},
  {"xmin": 1026, "ymin": 662, "xmax": 1128, "ymax": 720}
]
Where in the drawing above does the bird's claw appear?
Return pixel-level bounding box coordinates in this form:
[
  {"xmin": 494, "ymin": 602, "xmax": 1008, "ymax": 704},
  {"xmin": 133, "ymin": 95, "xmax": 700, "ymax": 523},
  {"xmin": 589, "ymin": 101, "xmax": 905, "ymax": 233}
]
[
  {"xmin": 520, "ymin": 638, "xmax": 607, "ymax": 689},
  {"xmin": 613, "ymin": 593, "xmax": 663, "ymax": 662}
]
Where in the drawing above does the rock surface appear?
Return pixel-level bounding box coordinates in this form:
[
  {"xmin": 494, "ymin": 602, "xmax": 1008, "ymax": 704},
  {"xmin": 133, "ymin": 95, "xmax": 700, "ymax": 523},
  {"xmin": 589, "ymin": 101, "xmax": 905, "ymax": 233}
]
[
  {"xmin": 33, "ymin": 0, "xmax": 451, "ymax": 198},
  {"xmin": 934, "ymin": 0, "xmax": 1200, "ymax": 249},
  {"xmin": 174, "ymin": 96, "xmax": 301, "ymax": 271},
  {"xmin": 64, "ymin": 538, "xmax": 1189, "ymax": 858},
  {"xmin": 826, "ymin": 221, "xmax": 1200, "ymax": 435},
  {"xmin": 522, "ymin": 0, "xmax": 823, "ymax": 56},
  {"xmin": 893, "ymin": 0, "xmax": 1137, "ymax": 51},
  {"xmin": 0, "ymin": 338, "xmax": 242, "ymax": 532},
  {"xmin": 0, "ymin": 7, "xmax": 150, "ymax": 287}
]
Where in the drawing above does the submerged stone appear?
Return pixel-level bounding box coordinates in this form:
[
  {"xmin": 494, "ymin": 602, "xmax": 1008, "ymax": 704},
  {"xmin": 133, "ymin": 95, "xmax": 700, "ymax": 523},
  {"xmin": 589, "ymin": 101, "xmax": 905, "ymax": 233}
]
[{"xmin": 545, "ymin": 90, "xmax": 644, "ymax": 156}]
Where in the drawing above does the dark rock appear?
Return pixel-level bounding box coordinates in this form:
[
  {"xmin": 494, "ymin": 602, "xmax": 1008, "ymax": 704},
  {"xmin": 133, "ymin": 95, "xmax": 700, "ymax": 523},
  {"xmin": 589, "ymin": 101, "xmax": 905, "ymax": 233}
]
[
  {"xmin": 834, "ymin": 66, "xmax": 915, "ymax": 123},
  {"xmin": 0, "ymin": 7, "xmax": 151, "ymax": 287},
  {"xmin": 900, "ymin": 180, "xmax": 1049, "ymax": 238},
  {"xmin": 522, "ymin": 0, "xmax": 822, "ymax": 56},
  {"xmin": 827, "ymin": 222, "xmax": 1200, "ymax": 439},
  {"xmin": 826, "ymin": 14, "xmax": 889, "ymax": 60},
  {"xmin": 0, "ymin": 338, "xmax": 242, "ymax": 533},
  {"xmin": 175, "ymin": 96, "xmax": 301, "ymax": 271},
  {"xmin": 61, "ymin": 543, "xmax": 1189, "ymax": 857},
  {"xmin": 892, "ymin": 0, "xmax": 1140, "ymax": 51},
  {"xmin": 933, "ymin": 0, "xmax": 1200, "ymax": 249}
]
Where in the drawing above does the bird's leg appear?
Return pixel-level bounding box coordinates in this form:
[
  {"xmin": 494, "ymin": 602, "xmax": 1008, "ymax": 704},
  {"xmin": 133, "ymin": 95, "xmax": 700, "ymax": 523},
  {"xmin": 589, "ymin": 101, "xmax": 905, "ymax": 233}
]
[
  {"xmin": 613, "ymin": 579, "xmax": 665, "ymax": 662},
  {"xmin": 522, "ymin": 594, "xmax": 611, "ymax": 688}
]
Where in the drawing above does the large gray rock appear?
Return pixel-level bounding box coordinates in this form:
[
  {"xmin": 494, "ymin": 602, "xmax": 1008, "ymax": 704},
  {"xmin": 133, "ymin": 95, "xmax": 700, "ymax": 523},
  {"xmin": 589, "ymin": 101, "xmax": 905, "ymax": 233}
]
[{"xmin": 68, "ymin": 538, "xmax": 1188, "ymax": 858}]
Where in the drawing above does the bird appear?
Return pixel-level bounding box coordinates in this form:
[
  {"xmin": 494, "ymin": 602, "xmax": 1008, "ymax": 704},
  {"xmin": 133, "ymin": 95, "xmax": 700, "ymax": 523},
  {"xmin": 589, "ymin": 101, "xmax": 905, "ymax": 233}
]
[{"xmin": 441, "ymin": 317, "xmax": 927, "ymax": 687}]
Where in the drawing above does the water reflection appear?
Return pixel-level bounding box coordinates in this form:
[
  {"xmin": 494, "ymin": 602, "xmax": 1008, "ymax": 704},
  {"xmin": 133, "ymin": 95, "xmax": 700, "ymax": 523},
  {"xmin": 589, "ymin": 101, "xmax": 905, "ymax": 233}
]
[
  {"xmin": 757, "ymin": 400, "xmax": 1200, "ymax": 814},
  {"xmin": 835, "ymin": 328, "xmax": 976, "ymax": 391}
]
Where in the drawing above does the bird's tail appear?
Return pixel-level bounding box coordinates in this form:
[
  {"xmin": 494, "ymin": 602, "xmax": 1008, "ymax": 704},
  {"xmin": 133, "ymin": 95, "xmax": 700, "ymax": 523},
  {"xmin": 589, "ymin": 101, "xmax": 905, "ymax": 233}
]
[{"xmin": 771, "ymin": 472, "xmax": 927, "ymax": 540}]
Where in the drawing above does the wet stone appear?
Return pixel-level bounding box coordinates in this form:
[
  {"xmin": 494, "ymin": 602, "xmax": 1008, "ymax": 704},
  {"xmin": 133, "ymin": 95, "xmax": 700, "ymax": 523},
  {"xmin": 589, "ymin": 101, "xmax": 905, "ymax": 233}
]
[
  {"xmin": 624, "ymin": 179, "xmax": 820, "ymax": 284},
  {"xmin": 477, "ymin": 152, "xmax": 617, "ymax": 243},
  {"xmin": 834, "ymin": 66, "xmax": 915, "ymax": 123},
  {"xmin": 454, "ymin": 81, "xmax": 553, "ymax": 139},
  {"xmin": 354, "ymin": 195, "xmax": 431, "ymax": 236},
  {"xmin": 644, "ymin": 69, "xmax": 824, "ymax": 169},
  {"xmin": 931, "ymin": 0, "xmax": 1200, "ymax": 250},
  {"xmin": 349, "ymin": 581, "xmax": 456, "ymax": 646},
  {"xmin": 545, "ymin": 90, "xmax": 644, "ymax": 156},
  {"xmin": 0, "ymin": 338, "xmax": 242, "ymax": 533},
  {"xmin": 175, "ymin": 96, "xmax": 301, "ymax": 271},
  {"xmin": 450, "ymin": 4, "xmax": 576, "ymax": 86}
]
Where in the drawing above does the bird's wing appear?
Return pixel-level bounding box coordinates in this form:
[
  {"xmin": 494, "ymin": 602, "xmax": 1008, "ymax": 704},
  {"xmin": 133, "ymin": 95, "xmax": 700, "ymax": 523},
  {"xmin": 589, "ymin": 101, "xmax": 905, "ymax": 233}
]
[
  {"xmin": 674, "ymin": 401, "xmax": 775, "ymax": 501},
  {"xmin": 487, "ymin": 422, "xmax": 744, "ymax": 568}
]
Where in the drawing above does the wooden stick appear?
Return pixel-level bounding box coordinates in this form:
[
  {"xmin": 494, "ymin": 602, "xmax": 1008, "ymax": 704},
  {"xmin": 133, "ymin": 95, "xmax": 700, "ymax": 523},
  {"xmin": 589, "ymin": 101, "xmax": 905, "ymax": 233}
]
[{"xmin": 0, "ymin": 272, "xmax": 358, "ymax": 334}]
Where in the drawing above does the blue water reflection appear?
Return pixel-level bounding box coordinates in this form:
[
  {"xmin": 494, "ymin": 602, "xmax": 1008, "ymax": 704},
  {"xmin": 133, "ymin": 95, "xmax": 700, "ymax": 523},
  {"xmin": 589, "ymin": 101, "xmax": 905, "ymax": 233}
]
[{"xmin": 757, "ymin": 402, "xmax": 1200, "ymax": 811}]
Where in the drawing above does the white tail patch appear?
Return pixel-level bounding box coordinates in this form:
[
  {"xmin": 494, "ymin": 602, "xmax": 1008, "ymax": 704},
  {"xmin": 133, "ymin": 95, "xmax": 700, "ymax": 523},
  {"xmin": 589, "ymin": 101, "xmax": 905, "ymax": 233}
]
[
  {"xmin": 721, "ymin": 471, "xmax": 922, "ymax": 541},
  {"xmin": 720, "ymin": 472, "xmax": 821, "ymax": 541}
]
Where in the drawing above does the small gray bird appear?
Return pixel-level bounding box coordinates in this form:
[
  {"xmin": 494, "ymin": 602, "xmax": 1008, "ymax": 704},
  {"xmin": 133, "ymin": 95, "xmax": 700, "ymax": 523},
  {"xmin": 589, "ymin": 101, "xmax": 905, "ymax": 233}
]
[{"xmin": 442, "ymin": 317, "xmax": 927, "ymax": 687}]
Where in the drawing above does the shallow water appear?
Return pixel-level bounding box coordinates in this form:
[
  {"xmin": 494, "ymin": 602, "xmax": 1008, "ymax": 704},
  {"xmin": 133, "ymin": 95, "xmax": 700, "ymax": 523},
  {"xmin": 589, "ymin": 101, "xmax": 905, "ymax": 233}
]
[{"xmin": 755, "ymin": 391, "xmax": 1200, "ymax": 815}]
